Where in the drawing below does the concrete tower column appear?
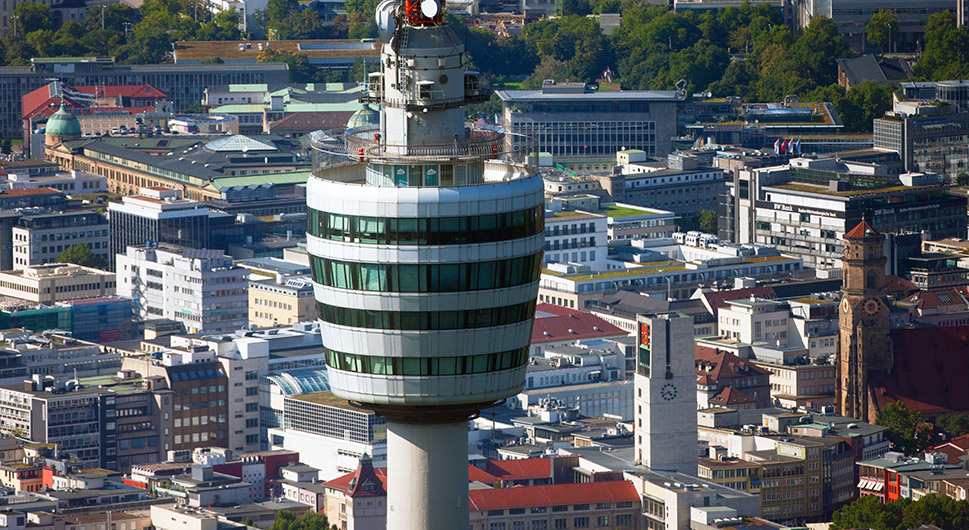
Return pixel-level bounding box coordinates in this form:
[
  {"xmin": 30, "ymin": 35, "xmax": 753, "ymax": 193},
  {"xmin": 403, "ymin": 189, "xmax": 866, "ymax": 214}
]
[{"xmin": 386, "ymin": 420, "xmax": 468, "ymax": 530}]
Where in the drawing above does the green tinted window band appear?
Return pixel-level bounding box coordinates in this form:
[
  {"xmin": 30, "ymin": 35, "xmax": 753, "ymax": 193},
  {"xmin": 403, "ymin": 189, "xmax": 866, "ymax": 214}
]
[
  {"xmin": 310, "ymin": 253, "xmax": 542, "ymax": 293},
  {"xmin": 325, "ymin": 347, "xmax": 529, "ymax": 376},
  {"xmin": 307, "ymin": 206, "xmax": 544, "ymax": 245},
  {"xmin": 316, "ymin": 300, "xmax": 536, "ymax": 330}
]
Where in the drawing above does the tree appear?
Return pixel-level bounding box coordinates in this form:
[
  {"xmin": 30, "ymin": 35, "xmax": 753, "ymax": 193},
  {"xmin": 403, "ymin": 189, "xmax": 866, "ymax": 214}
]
[
  {"xmin": 56, "ymin": 244, "xmax": 107, "ymax": 270},
  {"xmin": 269, "ymin": 510, "xmax": 333, "ymax": 530},
  {"xmin": 831, "ymin": 494, "xmax": 906, "ymax": 530},
  {"xmin": 835, "ymin": 81, "xmax": 895, "ymax": 132},
  {"xmin": 697, "ymin": 210, "xmax": 717, "ymax": 233},
  {"xmin": 867, "ymin": 9, "xmax": 900, "ymax": 53},
  {"xmin": 876, "ymin": 401, "xmax": 938, "ymax": 456},
  {"xmin": 915, "ymin": 11, "xmax": 969, "ymax": 80},
  {"xmin": 833, "ymin": 494, "xmax": 969, "ymax": 530},
  {"xmin": 12, "ymin": 2, "xmax": 52, "ymax": 35},
  {"xmin": 789, "ymin": 16, "xmax": 853, "ymax": 87},
  {"xmin": 936, "ymin": 413, "xmax": 969, "ymax": 438}
]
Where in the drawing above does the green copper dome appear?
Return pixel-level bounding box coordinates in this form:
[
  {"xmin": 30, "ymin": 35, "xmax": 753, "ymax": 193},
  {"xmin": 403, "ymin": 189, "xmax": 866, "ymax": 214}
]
[
  {"xmin": 347, "ymin": 103, "xmax": 380, "ymax": 130},
  {"xmin": 45, "ymin": 103, "xmax": 81, "ymax": 138}
]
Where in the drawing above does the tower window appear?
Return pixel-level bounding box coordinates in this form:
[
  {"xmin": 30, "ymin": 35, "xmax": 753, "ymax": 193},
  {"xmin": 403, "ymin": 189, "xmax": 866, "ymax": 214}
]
[{"xmin": 867, "ymin": 273, "xmax": 875, "ymax": 289}]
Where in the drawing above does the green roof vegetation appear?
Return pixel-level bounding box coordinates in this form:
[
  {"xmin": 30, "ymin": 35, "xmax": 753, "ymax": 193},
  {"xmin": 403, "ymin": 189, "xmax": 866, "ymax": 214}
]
[
  {"xmin": 787, "ymin": 296, "xmax": 832, "ymax": 305},
  {"xmin": 210, "ymin": 171, "xmax": 311, "ymax": 190},
  {"xmin": 566, "ymin": 263, "xmax": 687, "ymax": 282},
  {"xmin": 32, "ymin": 56, "xmax": 105, "ymax": 63},
  {"xmin": 291, "ymin": 391, "xmax": 370, "ymax": 411},
  {"xmin": 602, "ymin": 204, "xmax": 660, "ymax": 218},
  {"xmin": 773, "ymin": 182, "xmax": 943, "ymax": 197},
  {"xmin": 551, "ymin": 210, "xmax": 599, "ymax": 219}
]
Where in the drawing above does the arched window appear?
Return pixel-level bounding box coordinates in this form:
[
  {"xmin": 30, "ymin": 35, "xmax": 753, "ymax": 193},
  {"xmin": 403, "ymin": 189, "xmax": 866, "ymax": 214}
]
[{"xmin": 867, "ymin": 272, "xmax": 876, "ymax": 289}]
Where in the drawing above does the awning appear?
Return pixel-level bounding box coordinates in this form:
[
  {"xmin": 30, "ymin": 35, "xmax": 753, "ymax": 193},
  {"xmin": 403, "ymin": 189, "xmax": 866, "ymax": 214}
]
[
  {"xmin": 858, "ymin": 480, "xmax": 867, "ymax": 489},
  {"xmin": 874, "ymin": 482, "xmax": 884, "ymax": 491}
]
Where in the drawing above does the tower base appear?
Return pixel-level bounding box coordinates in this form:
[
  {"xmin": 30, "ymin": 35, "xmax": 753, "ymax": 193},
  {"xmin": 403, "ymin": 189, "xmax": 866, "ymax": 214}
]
[{"xmin": 386, "ymin": 419, "xmax": 469, "ymax": 530}]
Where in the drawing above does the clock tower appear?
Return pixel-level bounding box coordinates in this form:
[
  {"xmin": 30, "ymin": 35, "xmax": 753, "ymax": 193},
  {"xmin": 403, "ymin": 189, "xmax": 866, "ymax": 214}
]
[
  {"xmin": 838, "ymin": 221, "xmax": 892, "ymax": 423},
  {"xmin": 634, "ymin": 312, "xmax": 697, "ymax": 474}
]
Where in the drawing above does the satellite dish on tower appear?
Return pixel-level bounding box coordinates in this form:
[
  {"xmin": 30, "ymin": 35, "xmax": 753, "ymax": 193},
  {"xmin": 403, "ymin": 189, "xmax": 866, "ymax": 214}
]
[
  {"xmin": 420, "ymin": 0, "xmax": 440, "ymax": 18},
  {"xmin": 376, "ymin": 0, "xmax": 397, "ymax": 41}
]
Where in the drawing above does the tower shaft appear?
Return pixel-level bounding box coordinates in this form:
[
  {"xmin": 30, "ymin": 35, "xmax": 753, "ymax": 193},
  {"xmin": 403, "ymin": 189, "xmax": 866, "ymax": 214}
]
[{"xmin": 387, "ymin": 420, "xmax": 469, "ymax": 530}]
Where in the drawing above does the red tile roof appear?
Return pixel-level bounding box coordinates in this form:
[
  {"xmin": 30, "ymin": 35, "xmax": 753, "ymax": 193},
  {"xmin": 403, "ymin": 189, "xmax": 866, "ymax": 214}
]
[
  {"xmin": 930, "ymin": 443, "xmax": 967, "ymax": 466},
  {"xmin": 468, "ymin": 480, "xmax": 639, "ymax": 511},
  {"xmin": 699, "ymin": 287, "xmax": 777, "ymax": 314},
  {"xmin": 484, "ymin": 458, "xmax": 553, "ymax": 482},
  {"xmin": 946, "ymin": 434, "xmax": 969, "ymax": 451},
  {"xmin": 871, "ymin": 326, "xmax": 969, "ymax": 414},
  {"xmin": 695, "ymin": 345, "xmax": 770, "ymax": 382},
  {"xmin": 532, "ymin": 304, "xmax": 627, "ymax": 343},
  {"xmin": 902, "ymin": 289, "xmax": 969, "ymax": 311},
  {"xmin": 21, "ymin": 83, "xmax": 166, "ymax": 120},
  {"xmin": 323, "ymin": 458, "xmax": 387, "ymax": 498},
  {"xmin": 469, "ymin": 466, "xmax": 500, "ymax": 483},
  {"xmin": 845, "ymin": 220, "xmax": 880, "ymax": 239},
  {"xmin": 73, "ymin": 85, "xmax": 167, "ymax": 99},
  {"xmin": 0, "ymin": 188, "xmax": 60, "ymax": 196},
  {"xmin": 932, "ymin": 434, "xmax": 969, "ymax": 465},
  {"xmin": 710, "ymin": 386, "xmax": 756, "ymax": 406},
  {"xmin": 886, "ymin": 275, "xmax": 918, "ymax": 296}
]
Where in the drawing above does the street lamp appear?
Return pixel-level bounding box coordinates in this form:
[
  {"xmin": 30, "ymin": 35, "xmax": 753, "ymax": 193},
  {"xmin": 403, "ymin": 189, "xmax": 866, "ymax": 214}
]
[
  {"xmin": 101, "ymin": 4, "xmax": 107, "ymax": 30},
  {"xmin": 10, "ymin": 15, "xmax": 19, "ymax": 38}
]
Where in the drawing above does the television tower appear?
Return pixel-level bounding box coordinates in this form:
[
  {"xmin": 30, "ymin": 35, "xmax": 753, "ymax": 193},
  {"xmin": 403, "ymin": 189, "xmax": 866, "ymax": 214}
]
[{"xmin": 305, "ymin": 0, "xmax": 542, "ymax": 528}]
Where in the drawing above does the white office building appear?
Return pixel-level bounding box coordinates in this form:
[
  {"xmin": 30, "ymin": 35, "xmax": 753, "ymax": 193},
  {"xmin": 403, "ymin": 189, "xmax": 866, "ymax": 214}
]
[
  {"xmin": 543, "ymin": 209, "xmax": 608, "ymax": 271},
  {"xmin": 2, "ymin": 169, "xmax": 106, "ymax": 194},
  {"xmin": 116, "ymin": 244, "xmax": 247, "ymax": 334}
]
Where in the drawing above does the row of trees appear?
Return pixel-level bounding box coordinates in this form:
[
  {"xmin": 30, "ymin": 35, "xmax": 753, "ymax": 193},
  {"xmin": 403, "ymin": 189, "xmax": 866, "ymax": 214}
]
[
  {"xmin": 832, "ymin": 493, "xmax": 969, "ymax": 530},
  {"xmin": 448, "ymin": 4, "xmax": 885, "ymax": 129},
  {"xmin": 0, "ymin": 0, "xmax": 242, "ymax": 66}
]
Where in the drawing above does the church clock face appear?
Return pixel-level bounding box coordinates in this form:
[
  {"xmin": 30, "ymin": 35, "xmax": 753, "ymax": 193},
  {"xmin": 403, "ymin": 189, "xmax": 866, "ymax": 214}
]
[
  {"xmin": 863, "ymin": 298, "xmax": 880, "ymax": 315},
  {"xmin": 660, "ymin": 383, "xmax": 677, "ymax": 401},
  {"xmin": 842, "ymin": 297, "xmax": 850, "ymax": 313}
]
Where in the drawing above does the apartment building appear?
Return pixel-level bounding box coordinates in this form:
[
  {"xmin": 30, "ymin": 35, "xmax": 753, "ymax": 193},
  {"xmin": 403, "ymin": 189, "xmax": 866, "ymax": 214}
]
[
  {"xmin": 745, "ymin": 438, "xmax": 824, "ymax": 522},
  {"xmin": 0, "ymin": 372, "xmax": 172, "ymax": 471},
  {"xmin": 249, "ymin": 276, "xmax": 316, "ymax": 329},
  {"xmin": 116, "ymin": 244, "xmax": 248, "ymax": 334},
  {"xmin": 11, "ymin": 209, "xmax": 108, "ymax": 269},
  {"xmin": 543, "ymin": 209, "xmax": 608, "ymax": 270},
  {"xmin": 0, "ymin": 264, "xmax": 114, "ymax": 304},
  {"xmin": 121, "ymin": 356, "xmax": 229, "ymax": 453},
  {"xmin": 161, "ymin": 335, "xmax": 270, "ymax": 454},
  {"xmin": 697, "ymin": 457, "xmax": 763, "ymax": 494},
  {"xmin": 468, "ymin": 481, "xmax": 641, "ymax": 530}
]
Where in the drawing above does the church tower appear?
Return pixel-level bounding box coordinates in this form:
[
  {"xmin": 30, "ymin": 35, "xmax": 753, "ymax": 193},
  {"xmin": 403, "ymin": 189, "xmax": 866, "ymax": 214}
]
[{"xmin": 838, "ymin": 221, "xmax": 892, "ymax": 423}]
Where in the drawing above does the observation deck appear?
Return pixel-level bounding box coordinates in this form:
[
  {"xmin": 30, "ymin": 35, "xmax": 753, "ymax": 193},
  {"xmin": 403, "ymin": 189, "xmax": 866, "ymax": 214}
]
[{"xmin": 310, "ymin": 123, "xmax": 537, "ymax": 186}]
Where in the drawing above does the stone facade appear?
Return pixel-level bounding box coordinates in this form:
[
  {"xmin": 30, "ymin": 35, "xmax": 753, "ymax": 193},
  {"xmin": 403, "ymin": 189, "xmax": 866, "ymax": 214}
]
[{"xmin": 837, "ymin": 222, "xmax": 892, "ymax": 422}]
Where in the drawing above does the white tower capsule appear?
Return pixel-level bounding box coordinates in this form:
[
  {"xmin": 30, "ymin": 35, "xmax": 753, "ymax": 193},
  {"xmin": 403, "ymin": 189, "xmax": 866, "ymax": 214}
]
[{"xmin": 306, "ymin": 2, "xmax": 542, "ymax": 529}]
